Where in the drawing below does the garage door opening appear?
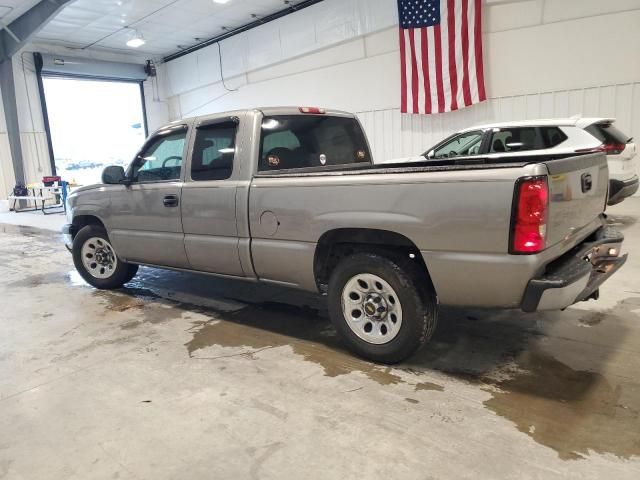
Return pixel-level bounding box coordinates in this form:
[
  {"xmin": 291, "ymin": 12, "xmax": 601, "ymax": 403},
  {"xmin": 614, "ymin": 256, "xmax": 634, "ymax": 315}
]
[{"xmin": 42, "ymin": 77, "xmax": 147, "ymax": 186}]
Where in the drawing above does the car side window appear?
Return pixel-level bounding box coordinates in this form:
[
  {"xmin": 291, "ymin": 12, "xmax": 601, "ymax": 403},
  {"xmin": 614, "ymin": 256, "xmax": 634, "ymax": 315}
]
[
  {"xmin": 540, "ymin": 127, "xmax": 568, "ymax": 148},
  {"xmin": 433, "ymin": 131, "xmax": 483, "ymax": 159},
  {"xmin": 191, "ymin": 121, "xmax": 238, "ymax": 181},
  {"xmin": 489, "ymin": 127, "xmax": 565, "ymax": 153},
  {"xmin": 132, "ymin": 131, "xmax": 187, "ymax": 182}
]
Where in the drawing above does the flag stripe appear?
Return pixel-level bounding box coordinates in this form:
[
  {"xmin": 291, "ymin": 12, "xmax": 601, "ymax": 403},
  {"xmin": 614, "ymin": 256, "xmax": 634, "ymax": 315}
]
[
  {"xmin": 398, "ymin": 0, "xmax": 486, "ymax": 114},
  {"xmin": 447, "ymin": 0, "xmax": 458, "ymax": 111},
  {"xmin": 467, "ymin": 0, "xmax": 479, "ymax": 103},
  {"xmin": 474, "ymin": 0, "xmax": 486, "ymax": 101},
  {"xmin": 433, "ymin": 24, "xmax": 445, "ymax": 113},
  {"xmin": 427, "ymin": 27, "xmax": 438, "ymax": 113},
  {"xmin": 461, "ymin": 0, "xmax": 472, "ymax": 106},
  {"xmin": 420, "ymin": 28, "xmax": 432, "ymax": 114},
  {"xmin": 399, "ymin": 28, "xmax": 408, "ymax": 113},
  {"xmin": 414, "ymin": 29, "xmax": 426, "ymax": 114},
  {"xmin": 408, "ymin": 29, "xmax": 420, "ymax": 114}
]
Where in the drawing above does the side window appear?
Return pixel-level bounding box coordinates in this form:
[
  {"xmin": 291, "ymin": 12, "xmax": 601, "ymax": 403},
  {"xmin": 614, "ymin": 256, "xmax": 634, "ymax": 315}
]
[
  {"xmin": 132, "ymin": 131, "xmax": 186, "ymax": 182},
  {"xmin": 259, "ymin": 116, "xmax": 371, "ymax": 171},
  {"xmin": 541, "ymin": 127, "xmax": 568, "ymax": 148},
  {"xmin": 433, "ymin": 131, "xmax": 483, "ymax": 158},
  {"xmin": 489, "ymin": 127, "xmax": 553, "ymax": 153},
  {"xmin": 191, "ymin": 121, "xmax": 238, "ymax": 181}
]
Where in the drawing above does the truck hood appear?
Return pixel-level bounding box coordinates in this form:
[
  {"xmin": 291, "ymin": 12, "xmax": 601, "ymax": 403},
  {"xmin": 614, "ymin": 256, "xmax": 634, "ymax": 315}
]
[{"xmin": 71, "ymin": 183, "xmax": 104, "ymax": 195}]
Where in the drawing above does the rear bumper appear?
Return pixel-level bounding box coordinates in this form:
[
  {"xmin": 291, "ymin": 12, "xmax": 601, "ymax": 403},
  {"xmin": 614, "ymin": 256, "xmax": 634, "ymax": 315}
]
[
  {"xmin": 521, "ymin": 226, "xmax": 627, "ymax": 312},
  {"xmin": 608, "ymin": 175, "xmax": 639, "ymax": 206},
  {"xmin": 62, "ymin": 223, "xmax": 74, "ymax": 252}
]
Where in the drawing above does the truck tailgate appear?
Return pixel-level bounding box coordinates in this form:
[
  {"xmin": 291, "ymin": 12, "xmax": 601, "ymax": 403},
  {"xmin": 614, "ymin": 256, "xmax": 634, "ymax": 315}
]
[{"xmin": 544, "ymin": 153, "xmax": 609, "ymax": 248}]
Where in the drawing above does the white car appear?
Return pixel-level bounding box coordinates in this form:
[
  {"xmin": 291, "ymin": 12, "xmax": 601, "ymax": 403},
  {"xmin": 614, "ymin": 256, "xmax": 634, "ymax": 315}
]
[{"xmin": 380, "ymin": 117, "xmax": 638, "ymax": 205}]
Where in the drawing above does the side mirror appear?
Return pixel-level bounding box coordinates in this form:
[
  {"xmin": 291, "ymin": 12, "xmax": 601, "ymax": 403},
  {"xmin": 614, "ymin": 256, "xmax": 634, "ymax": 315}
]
[
  {"xmin": 426, "ymin": 150, "xmax": 435, "ymax": 159},
  {"xmin": 102, "ymin": 165, "xmax": 127, "ymax": 185}
]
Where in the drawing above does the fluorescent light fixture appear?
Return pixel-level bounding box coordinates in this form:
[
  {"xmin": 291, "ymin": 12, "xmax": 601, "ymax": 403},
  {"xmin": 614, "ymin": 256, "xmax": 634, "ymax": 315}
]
[
  {"xmin": 126, "ymin": 32, "xmax": 146, "ymax": 48},
  {"xmin": 213, "ymin": 0, "xmax": 231, "ymax": 4}
]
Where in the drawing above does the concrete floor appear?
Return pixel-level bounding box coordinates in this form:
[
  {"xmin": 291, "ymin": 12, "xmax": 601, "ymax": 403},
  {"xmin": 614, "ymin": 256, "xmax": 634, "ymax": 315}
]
[{"xmin": 1, "ymin": 200, "xmax": 640, "ymax": 480}]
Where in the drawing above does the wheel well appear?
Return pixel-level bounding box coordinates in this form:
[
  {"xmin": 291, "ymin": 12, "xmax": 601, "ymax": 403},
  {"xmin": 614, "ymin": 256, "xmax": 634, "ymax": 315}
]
[
  {"xmin": 71, "ymin": 215, "xmax": 105, "ymax": 237},
  {"xmin": 314, "ymin": 228, "xmax": 434, "ymax": 294}
]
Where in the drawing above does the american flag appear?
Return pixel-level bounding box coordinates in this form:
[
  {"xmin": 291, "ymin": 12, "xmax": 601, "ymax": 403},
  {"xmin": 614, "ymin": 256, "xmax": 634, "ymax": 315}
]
[{"xmin": 398, "ymin": 0, "xmax": 486, "ymax": 114}]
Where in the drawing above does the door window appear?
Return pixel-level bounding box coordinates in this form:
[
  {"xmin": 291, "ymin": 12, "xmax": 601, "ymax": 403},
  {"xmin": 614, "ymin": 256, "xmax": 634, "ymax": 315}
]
[
  {"xmin": 432, "ymin": 131, "xmax": 483, "ymax": 158},
  {"xmin": 191, "ymin": 121, "xmax": 238, "ymax": 181},
  {"xmin": 132, "ymin": 130, "xmax": 187, "ymax": 182}
]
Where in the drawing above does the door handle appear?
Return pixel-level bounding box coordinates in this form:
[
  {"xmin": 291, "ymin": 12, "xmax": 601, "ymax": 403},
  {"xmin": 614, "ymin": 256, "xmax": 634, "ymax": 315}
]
[{"xmin": 163, "ymin": 194, "xmax": 179, "ymax": 207}]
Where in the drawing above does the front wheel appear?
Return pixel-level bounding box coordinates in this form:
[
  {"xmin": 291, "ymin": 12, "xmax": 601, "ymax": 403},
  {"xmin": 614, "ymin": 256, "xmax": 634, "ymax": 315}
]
[
  {"xmin": 328, "ymin": 252, "xmax": 438, "ymax": 364},
  {"xmin": 72, "ymin": 225, "xmax": 138, "ymax": 289}
]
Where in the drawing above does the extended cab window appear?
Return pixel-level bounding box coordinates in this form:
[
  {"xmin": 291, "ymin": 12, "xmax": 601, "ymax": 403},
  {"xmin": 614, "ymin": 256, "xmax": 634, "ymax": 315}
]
[
  {"xmin": 191, "ymin": 121, "xmax": 237, "ymax": 181},
  {"xmin": 259, "ymin": 115, "xmax": 370, "ymax": 171},
  {"xmin": 489, "ymin": 127, "xmax": 567, "ymax": 153},
  {"xmin": 433, "ymin": 131, "xmax": 483, "ymax": 159},
  {"xmin": 132, "ymin": 130, "xmax": 186, "ymax": 182}
]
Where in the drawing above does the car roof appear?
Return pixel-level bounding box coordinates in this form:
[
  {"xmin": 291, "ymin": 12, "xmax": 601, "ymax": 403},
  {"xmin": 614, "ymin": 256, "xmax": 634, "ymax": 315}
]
[{"xmin": 459, "ymin": 117, "xmax": 616, "ymax": 133}]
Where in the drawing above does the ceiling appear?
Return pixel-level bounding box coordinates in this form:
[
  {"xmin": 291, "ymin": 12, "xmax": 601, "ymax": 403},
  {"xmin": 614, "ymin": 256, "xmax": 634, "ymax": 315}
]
[
  {"xmin": 0, "ymin": 0, "xmax": 41, "ymax": 24},
  {"xmin": 21, "ymin": 0, "xmax": 309, "ymax": 58}
]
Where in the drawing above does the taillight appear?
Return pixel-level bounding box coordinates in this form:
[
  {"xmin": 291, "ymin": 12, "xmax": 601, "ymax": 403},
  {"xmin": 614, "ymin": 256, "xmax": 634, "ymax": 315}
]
[
  {"xmin": 510, "ymin": 177, "xmax": 549, "ymax": 254},
  {"xmin": 576, "ymin": 143, "xmax": 625, "ymax": 155},
  {"xmin": 575, "ymin": 146, "xmax": 606, "ymax": 154},
  {"xmin": 602, "ymin": 143, "xmax": 626, "ymax": 155},
  {"xmin": 299, "ymin": 107, "xmax": 325, "ymax": 114}
]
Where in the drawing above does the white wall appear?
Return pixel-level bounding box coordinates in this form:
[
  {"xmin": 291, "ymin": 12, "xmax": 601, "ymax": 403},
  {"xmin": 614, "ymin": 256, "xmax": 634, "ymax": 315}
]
[{"xmin": 155, "ymin": 0, "xmax": 640, "ymax": 173}]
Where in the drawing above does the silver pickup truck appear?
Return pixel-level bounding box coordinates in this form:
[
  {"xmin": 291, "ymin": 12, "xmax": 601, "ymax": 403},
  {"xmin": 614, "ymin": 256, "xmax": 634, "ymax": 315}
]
[{"xmin": 63, "ymin": 107, "xmax": 627, "ymax": 363}]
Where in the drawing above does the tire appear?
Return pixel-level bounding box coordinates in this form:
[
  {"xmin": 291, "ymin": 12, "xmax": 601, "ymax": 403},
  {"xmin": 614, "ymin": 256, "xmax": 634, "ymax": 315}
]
[
  {"xmin": 327, "ymin": 251, "xmax": 438, "ymax": 364},
  {"xmin": 122, "ymin": 264, "xmax": 140, "ymax": 285},
  {"xmin": 72, "ymin": 225, "xmax": 137, "ymax": 290}
]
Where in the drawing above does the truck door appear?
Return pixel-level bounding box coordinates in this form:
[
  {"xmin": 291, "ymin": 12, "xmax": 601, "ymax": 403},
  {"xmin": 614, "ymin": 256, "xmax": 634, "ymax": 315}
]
[
  {"xmin": 181, "ymin": 117, "xmax": 245, "ymax": 277},
  {"xmin": 108, "ymin": 124, "xmax": 190, "ymax": 268}
]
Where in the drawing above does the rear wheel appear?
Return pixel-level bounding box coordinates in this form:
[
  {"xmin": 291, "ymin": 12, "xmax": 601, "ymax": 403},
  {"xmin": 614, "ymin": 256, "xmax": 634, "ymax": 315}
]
[
  {"xmin": 328, "ymin": 252, "xmax": 437, "ymax": 364},
  {"xmin": 72, "ymin": 225, "xmax": 138, "ymax": 289}
]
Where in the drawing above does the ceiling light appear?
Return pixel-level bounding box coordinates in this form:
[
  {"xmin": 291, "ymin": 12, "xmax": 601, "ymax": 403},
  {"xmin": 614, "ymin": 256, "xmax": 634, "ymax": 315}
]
[
  {"xmin": 213, "ymin": 0, "xmax": 231, "ymax": 4},
  {"xmin": 126, "ymin": 32, "xmax": 146, "ymax": 48}
]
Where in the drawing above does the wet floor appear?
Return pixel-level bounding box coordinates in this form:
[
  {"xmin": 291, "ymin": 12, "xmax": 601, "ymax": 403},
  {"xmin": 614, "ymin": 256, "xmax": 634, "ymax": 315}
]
[{"xmin": 1, "ymin": 200, "xmax": 640, "ymax": 479}]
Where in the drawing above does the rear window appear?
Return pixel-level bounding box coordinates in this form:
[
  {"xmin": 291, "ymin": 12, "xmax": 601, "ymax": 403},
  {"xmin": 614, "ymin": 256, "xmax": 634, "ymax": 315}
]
[
  {"xmin": 488, "ymin": 127, "xmax": 567, "ymax": 153},
  {"xmin": 585, "ymin": 123, "xmax": 631, "ymax": 145},
  {"xmin": 259, "ymin": 115, "xmax": 371, "ymax": 171}
]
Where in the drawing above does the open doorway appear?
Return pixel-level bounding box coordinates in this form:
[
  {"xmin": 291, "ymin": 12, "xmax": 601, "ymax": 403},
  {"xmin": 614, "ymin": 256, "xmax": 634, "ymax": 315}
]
[{"xmin": 42, "ymin": 77, "xmax": 147, "ymax": 186}]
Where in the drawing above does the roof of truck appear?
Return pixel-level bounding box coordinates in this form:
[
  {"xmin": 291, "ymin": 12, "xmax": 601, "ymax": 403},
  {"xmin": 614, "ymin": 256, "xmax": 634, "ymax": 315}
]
[{"xmin": 154, "ymin": 107, "xmax": 356, "ymax": 134}]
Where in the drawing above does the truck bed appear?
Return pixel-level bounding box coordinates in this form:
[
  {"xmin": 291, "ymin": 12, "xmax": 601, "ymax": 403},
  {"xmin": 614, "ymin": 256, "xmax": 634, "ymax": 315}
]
[{"xmin": 255, "ymin": 153, "xmax": 580, "ymax": 177}]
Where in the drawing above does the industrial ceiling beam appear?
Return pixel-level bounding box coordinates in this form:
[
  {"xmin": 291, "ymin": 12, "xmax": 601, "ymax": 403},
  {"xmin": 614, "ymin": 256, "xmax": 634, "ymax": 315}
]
[{"xmin": 0, "ymin": 0, "xmax": 74, "ymax": 61}]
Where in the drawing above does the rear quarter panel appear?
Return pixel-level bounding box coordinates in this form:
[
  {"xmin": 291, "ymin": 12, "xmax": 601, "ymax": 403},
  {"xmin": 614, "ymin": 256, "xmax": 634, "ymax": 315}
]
[{"xmin": 249, "ymin": 165, "xmax": 545, "ymax": 305}]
